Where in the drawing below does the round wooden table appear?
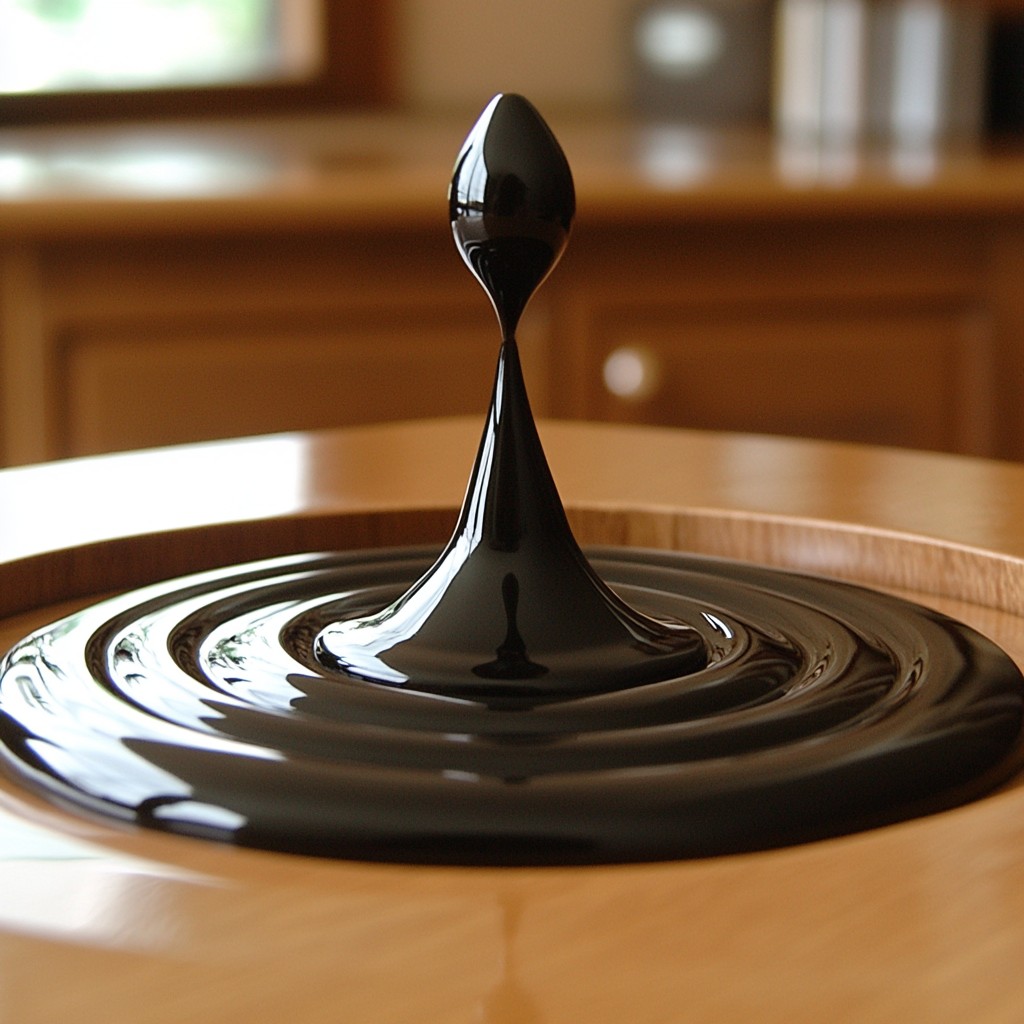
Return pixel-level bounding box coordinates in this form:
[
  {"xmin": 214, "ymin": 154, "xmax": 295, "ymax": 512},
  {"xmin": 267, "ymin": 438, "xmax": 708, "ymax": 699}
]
[{"xmin": 2, "ymin": 418, "xmax": 1023, "ymax": 1023}]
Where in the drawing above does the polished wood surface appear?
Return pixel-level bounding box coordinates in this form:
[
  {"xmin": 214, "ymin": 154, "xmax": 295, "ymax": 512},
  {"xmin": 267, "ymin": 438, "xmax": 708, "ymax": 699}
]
[
  {"xmin": 2, "ymin": 418, "xmax": 1024, "ymax": 1022},
  {"xmin": 3, "ymin": 118, "xmax": 1024, "ymax": 234}
]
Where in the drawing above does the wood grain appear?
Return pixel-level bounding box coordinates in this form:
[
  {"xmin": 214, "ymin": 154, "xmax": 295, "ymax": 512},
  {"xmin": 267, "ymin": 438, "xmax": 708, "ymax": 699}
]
[{"xmin": 2, "ymin": 419, "xmax": 1024, "ymax": 1022}]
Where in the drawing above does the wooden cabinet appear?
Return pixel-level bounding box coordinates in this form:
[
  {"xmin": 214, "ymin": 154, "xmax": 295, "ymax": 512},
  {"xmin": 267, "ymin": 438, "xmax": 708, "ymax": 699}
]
[
  {"xmin": 1, "ymin": 228, "xmax": 517, "ymax": 464},
  {"xmin": 47, "ymin": 234, "xmax": 501, "ymax": 457},
  {"xmin": 2, "ymin": 118, "xmax": 1024, "ymax": 465},
  {"xmin": 552, "ymin": 219, "xmax": 1001, "ymax": 454}
]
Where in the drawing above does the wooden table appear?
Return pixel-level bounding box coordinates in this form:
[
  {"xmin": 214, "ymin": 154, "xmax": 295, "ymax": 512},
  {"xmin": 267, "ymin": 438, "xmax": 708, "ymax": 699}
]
[{"xmin": 2, "ymin": 418, "xmax": 1024, "ymax": 1023}]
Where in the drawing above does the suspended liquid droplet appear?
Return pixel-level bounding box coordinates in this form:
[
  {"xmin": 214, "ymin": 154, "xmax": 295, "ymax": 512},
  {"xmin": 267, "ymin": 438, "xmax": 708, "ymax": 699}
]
[{"xmin": 318, "ymin": 92, "xmax": 707, "ymax": 700}]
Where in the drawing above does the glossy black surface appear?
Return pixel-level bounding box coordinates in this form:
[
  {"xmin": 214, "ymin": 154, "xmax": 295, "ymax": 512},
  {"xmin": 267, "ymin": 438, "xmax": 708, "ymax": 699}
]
[
  {"xmin": 0, "ymin": 93, "xmax": 1022, "ymax": 864},
  {"xmin": 320, "ymin": 92, "xmax": 705, "ymax": 697},
  {"xmin": 0, "ymin": 548, "xmax": 1021, "ymax": 862},
  {"xmin": 450, "ymin": 93, "xmax": 574, "ymax": 341},
  {"xmin": 317, "ymin": 334, "xmax": 706, "ymax": 699}
]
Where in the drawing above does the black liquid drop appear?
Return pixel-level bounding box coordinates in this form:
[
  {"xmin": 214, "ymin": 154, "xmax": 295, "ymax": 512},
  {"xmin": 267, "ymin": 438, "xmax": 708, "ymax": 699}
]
[
  {"xmin": 317, "ymin": 92, "xmax": 706, "ymax": 700},
  {"xmin": 0, "ymin": 95, "xmax": 1022, "ymax": 864},
  {"xmin": 449, "ymin": 93, "xmax": 574, "ymax": 341}
]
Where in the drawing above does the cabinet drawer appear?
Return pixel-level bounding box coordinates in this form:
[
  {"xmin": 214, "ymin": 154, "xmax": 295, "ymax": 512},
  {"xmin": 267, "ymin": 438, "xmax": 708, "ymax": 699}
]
[
  {"xmin": 581, "ymin": 301, "xmax": 992, "ymax": 453},
  {"xmin": 60, "ymin": 310, "xmax": 498, "ymax": 456}
]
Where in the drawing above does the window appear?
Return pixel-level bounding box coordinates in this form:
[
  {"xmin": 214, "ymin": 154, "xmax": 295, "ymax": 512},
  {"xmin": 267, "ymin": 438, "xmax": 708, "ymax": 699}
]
[{"xmin": 0, "ymin": 1, "xmax": 393, "ymax": 124}]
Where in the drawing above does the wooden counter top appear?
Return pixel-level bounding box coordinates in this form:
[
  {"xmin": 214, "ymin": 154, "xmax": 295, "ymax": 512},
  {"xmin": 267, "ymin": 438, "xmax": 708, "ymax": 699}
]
[
  {"xmin": 2, "ymin": 419, "xmax": 1024, "ymax": 1022},
  {"xmin": 2, "ymin": 114, "xmax": 1024, "ymax": 238}
]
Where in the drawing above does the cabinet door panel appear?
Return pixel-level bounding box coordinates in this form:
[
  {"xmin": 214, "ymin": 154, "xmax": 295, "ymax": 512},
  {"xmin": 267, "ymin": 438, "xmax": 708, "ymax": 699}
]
[
  {"xmin": 61, "ymin": 312, "xmax": 497, "ymax": 457},
  {"xmin": 582, "ymin": 302, "xmax": 992, "ymax": 454}
]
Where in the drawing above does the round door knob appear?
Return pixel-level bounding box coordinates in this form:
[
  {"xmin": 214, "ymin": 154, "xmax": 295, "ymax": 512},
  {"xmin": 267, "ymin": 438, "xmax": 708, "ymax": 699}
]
[{"xmin": 602, "ymin": 346, "xmax": 663, "ymax": 402}]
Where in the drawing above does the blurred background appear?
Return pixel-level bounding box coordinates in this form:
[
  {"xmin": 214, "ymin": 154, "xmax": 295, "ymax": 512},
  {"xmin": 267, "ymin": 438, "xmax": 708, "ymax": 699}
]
[
  {"xmin": 2, "ymin": 1, "xmax": 1020, "ymax": 131},
  {"xmin": 1, "ymin": 0, "xmax": 1023, "ymax": 467}
]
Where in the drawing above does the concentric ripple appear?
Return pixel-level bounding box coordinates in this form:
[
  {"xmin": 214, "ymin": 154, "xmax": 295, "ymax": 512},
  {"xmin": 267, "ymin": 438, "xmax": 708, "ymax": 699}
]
[{"xmin": 1, "ymin": 546, "xmax": 1022, "ymax": 864}]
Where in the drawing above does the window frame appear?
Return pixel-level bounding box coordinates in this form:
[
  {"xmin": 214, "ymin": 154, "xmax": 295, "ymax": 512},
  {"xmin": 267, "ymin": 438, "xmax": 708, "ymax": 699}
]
[{"xmin": 0, "ymin": 3, "xmax": 394, "ymax": 126}]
